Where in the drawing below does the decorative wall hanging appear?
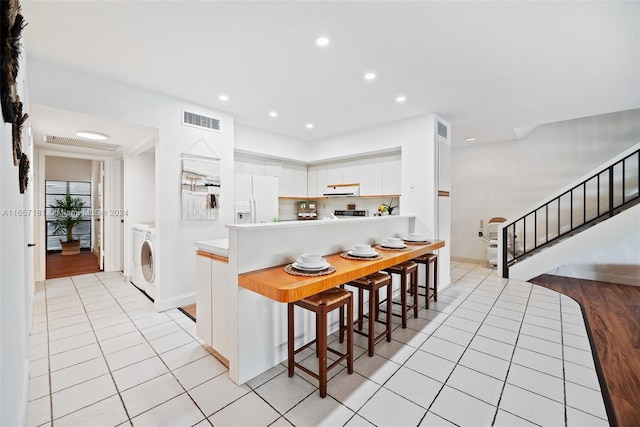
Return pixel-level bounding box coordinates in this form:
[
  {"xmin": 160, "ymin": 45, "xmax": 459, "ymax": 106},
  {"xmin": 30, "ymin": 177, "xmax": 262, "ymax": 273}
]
[
  {"xmin": 1, "ymin": 0, "xmax": 26, "ymax": 123},
  {"xmin": 180, "ymin": 139, "xmax": 221, "ymax": 220},
  {"xmin": 12, "ymin": 98, "xmax": 28, "ymax": 165},
  {"xmin": 18, "ymin": 152, "xmax": 29, "ymax": 194}
]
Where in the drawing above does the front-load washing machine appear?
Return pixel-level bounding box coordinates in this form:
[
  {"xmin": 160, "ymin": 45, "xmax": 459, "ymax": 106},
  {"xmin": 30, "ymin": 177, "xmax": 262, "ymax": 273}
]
[{"xmin": 131, "ymin": 224, "xmax": 156, "ymax": 300}]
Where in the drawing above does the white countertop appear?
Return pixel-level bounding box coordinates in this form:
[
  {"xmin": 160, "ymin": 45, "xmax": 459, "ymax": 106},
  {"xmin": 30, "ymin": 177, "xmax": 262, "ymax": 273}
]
[
  {"xmin": 195, "ymin": 239, "xmax": 229, "ymax": 257},
  {"xmin": 226, "ymin": 214, "xmax": 415, "ymax": 230}
]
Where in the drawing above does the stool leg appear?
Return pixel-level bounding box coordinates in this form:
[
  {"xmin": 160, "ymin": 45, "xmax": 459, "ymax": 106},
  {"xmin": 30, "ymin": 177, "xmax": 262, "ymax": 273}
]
[
  {"xmin": 367, "ymin": 287, "xmax": 375, "ymax": 356},
  {"xmin": 374, "ymin": 288, "xmax": 380, "ymax": 322},
  {"xmin": 386, "ymin": 280, "xmax": 392, "ymax": 342},
  {"xmin": 288, "ymin": 303, "xmax": 295, "ymax": 377},
  {"xmin": 433, "ymin": 258, "xmax": 438, "ymax": 302},
  {"xmin": 358, "ymin": 288, "xmax": 364, "ymax": 331},
  {"xmin": 347, "ymin": 296, "xmax": 354, "ymax": 374},
  {"xmin": 425, "ymin": 263, "xmax": 431, "ymax": 309},
  {"xmin": 339, "ymin": 285, "xmax": 345, "ymax": 343},
  {"xmin": 400, "ymin": 273, "xmax": 408, "ymax": 328},
  {"xmin": 412, "ymin": 270, "xmax": 419, "ymax": 318},
  {"xmin": 318, "ymin": 306, "xmax": 328, "ymax": 398}
]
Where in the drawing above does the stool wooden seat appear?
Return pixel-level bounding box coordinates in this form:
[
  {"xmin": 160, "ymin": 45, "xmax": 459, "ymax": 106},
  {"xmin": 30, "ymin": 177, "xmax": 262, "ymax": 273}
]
[
  {"xmin": 345, "ymin": 272, "xmax": 392, "ymax": 356},
  {"xmin": 414, "ymin": 253, "xmax": 438, "ymax": 309},
  {"xmin": 288, "ymin": 287, "xmax": 353, "ymax": 398},
  {"xmin": 381, "ymin": 261, "xmax": 419, "ymax": 328}
]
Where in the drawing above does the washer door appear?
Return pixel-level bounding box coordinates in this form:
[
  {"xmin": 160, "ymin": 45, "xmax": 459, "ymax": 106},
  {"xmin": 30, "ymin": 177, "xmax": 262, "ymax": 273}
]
[{"xmin": 141, "ymin": 240, "xmax": 155, "ymax": 283}]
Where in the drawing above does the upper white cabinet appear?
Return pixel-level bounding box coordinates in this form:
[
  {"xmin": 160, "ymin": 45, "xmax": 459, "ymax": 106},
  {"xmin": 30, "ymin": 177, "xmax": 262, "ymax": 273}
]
[
  {"xmin": 307, "ymin": 164, "xmax": 328, "ymax": 197},
  {"xmin": 381, "ymin": 153, "xmax": 401, "ymax": 195},
  {"xmin": 327, "ymin": 163, "xmax": 342, "ymax": 186},
  {"xmin": 236, "ymin": 155, "xmax": 306, "ymax": 197},
  {"xmin": 238, "ymin": 152, "xmax": 401, "ymax": 198},
  {"xmin": 342, "ymin": 157, "xmax": 383, "ymax": 196},
  {"xmin": 279, "ymin": 162, "xmax": 307, "ymax": 197}
]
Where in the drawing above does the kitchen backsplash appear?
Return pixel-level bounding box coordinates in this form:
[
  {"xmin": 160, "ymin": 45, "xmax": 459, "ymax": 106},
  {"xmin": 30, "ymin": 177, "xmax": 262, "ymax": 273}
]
[{"xmin": 278, "ymin": 197, "xmax": 400, "ymax": 221}]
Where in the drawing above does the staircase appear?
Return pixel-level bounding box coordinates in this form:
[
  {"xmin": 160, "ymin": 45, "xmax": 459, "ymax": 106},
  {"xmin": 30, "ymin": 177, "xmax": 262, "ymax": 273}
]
[{"xmin": 499, "ymin": 143, "xmax": 640, "ymax": 281}]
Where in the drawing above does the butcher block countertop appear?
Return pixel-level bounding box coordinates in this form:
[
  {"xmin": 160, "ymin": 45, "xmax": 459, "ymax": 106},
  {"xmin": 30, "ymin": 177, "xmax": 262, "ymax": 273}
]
[{"xmin": 237, "ymin": 240, "xmax": 444, "ymax": 303}]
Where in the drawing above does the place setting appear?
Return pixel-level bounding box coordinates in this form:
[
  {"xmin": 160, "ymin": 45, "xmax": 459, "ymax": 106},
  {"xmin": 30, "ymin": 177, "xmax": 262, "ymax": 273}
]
[
  {"xmin": 285, "ymin": 253, "xmax": 336, "ymax": 276},
  {"xmin": 403, "ymin": 233, "xmax": 431, "ymax": 245},
  {"xmin": 375, "ymin": 237, "xmax": 410, "ymax": 251},
  {"xmin": 341, "ymin": 243, "xmax": 382, "ymax": 260}
]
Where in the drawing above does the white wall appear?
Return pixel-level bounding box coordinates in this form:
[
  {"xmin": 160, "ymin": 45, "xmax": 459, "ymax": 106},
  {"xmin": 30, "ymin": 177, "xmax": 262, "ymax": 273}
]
[
  {"xmin": 1, "ymin": 52, "xmax": 30, "ymax": 427},
  {"xmin": 28, "ymin": 59, "xmax": 235, "ymax": 311},
  {"xmin": 125, "ymin": 150, "xmax": 156, "ymax": 226},
  {"xmin": 451, "ymin": 109, "xmax": 640, "ymax": 274},
  {"xmin": 235, "ymin": 124, "xmax": 309, "ymax": 162}
]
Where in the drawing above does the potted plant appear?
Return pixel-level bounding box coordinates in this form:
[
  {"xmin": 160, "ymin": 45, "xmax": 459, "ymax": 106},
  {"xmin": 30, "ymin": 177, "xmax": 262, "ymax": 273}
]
[{"xmin": 49, "ymin": 194, "xmax": 86, "ymax": 255}]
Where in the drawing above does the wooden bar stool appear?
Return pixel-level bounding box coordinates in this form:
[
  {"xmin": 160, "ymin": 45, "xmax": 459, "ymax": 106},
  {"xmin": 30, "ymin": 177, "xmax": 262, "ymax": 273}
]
[
  {"xmin": 380, "ymin": 261, "xmax": 419, "ymax": 328},
  {"xmin": 287, "ymin": 287, "xmax": 354, "ymax": 398},
  {"xmin": 414, "ymin": 253, "xmax": 438, "ymax": 309},
  {"xmin": 345, "ymin": 272, "xmax": 393, "ymax": 356}
]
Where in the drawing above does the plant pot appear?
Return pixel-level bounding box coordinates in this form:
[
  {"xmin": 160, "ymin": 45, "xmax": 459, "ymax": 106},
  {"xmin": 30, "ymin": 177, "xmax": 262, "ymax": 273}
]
[{"xmin": 60, "ymin": 240, "xmax": 81, "ymax": 256}]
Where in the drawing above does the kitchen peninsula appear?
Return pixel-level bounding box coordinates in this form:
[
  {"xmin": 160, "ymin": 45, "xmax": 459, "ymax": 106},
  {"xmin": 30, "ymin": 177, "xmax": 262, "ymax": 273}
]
[{"xmin": 195, "ymin": 215, "xmax": 445, "ymax": 385}]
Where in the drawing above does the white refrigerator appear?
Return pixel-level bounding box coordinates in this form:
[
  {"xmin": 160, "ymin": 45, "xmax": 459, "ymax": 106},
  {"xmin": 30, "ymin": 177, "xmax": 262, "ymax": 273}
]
[{"xmin": 234, "ymin": 173, "xmax": 279, "ymax": 224}]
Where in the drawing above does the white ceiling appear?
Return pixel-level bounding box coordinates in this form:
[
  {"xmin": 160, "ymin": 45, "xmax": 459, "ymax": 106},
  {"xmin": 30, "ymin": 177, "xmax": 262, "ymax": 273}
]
[{"xmin": 21, "ymin": 1, "xmax": 640, "ymax": 148}]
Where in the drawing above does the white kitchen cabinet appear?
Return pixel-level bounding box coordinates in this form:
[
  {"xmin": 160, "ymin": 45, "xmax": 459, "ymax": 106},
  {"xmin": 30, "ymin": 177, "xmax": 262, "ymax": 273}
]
[
  {"xmin": 240, "ymin": 156, "xmax": 266, "ymax": 176},
  {"xmin": 343, "ymin": 157, "xmax": 382, "ymax": 196},
  {"xmin": 195, "ymin": 254, "xmax": 212, "ymax": 345},
  {"xmin": 307, "ymin": 165, "xmax": 318, "ymax": 197},
  {"xmin": 327, "ymin": 163, "xmax": 342, "ymax": 186},
  {"xmin": 195, "ymin": 253, "xmax": 230, "ymax": 359},
  {"xmin": 265, "ymin": 160, "xmax": 282, "ymax": 180},
  {"xmin": 279, "ymin": 162, "xmax": 307, "ymax": 197},
  {"xmin": 293, "ymin": 164, "xmax": 308, "ymax": 197},
  {"xmin": 279, "ymin": 164, "xmax": 295, "ymax": 196},
  {"xmin": 381, "ymin": 153, "xmax": 401, "ymax": 195},
  {"xmin": 316, "ymin": 164, "xmax": 328, "ymax": 196}
]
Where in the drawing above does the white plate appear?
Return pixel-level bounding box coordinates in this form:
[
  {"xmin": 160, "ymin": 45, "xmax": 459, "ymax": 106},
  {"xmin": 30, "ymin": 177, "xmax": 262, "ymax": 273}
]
[
  {"xmin": 295, "ymin": 258, "xmax": 326, "ymax": 268},
  {"xmin": 381, "ymin": 244, "xmax": 406, "ymax": 249},
  {"xmin": 292, "ymin": 262, "xmax": 330, "ymax": 271},
  {"xmin": 348, "ymin": 250, "xmax": 378, "ymax": 258}
]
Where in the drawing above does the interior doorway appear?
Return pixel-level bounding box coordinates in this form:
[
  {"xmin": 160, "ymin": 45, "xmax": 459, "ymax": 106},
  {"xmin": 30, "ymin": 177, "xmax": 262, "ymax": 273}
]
[{"xmin": 43, "ymin": 158, "xmax": 103, "ymax": 278}]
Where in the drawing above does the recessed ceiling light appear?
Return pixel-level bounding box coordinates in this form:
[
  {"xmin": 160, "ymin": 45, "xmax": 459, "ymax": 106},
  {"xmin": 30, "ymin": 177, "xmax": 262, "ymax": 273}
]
[
  {"xmin": 75, "ymin": 131, "xmax": 108, "ymax": 140},
  {"xmin": 396, "ymin": 95, "xmax": 407, "ymax": 103},
  {"xmin": 305, "ymin": 123, "xmax": 314, "ymax": 129},
  {"xmin": 315, "ymin": 36, "xmax": 330, "ymax": 47},
  {"xmin": 219, "ymin": 94, "xmax": 229, "ymax": 102},
  {"xmin": 364, "ymin": 72, "xmax": 377, "ymax": 82},
  {"xmin": 465, "ymin": 137, "xmax": 477, "ymax": 142},
  {"xmin": 269, "ymin": 111, "xmax": 278, "ymax": 118}
]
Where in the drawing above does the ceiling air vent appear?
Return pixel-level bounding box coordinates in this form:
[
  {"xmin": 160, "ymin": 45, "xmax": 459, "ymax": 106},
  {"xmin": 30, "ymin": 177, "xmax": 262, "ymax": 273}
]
[
  {"xmin": 182, "ymin": 110, "xmax": 221, "ymax": 132},
  {"xmin": 437, "ymin": 120, "xmax": 448, "ymax": 140},
  {"xmin": 43, "ymin": 135, "xmax": 119, "ymax": 151}
]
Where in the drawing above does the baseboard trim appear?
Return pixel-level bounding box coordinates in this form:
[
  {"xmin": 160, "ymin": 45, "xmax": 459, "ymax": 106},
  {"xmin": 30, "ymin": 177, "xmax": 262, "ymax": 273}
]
[
  {"xmin": 155, "ymin": 292, "xmax": 196, "ymax": 312},
  {"xmin": 18, "ymin": 358, "xmax": 29, "ymax": 427}
]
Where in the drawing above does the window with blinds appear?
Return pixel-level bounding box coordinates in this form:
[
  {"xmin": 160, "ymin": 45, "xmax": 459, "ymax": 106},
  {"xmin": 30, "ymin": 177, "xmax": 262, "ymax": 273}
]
[{"xmin": 45, "ymin": 180, "xmax": 92, "ymax": 251}]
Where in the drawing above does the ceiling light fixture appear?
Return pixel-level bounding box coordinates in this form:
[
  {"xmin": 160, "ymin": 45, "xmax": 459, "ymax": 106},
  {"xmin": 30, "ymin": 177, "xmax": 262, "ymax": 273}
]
[
  {"xmin": 269, "ymin": 111, "xmax": 278, "ymax": 118},
  {"xmin": 464, "ymin": 137, "xmax": 477, "ymax": 142},
  {"xmin": 315, "ymin": 36, "xmax": 330, "ymax": 47},
  {"xmin": 364, "ymin": 72, "xmax": 377, "ymax": 82},
  {"xmin": 219, "ymin": 94, "xmax": 229, "ymax": 102},
  {"xmin": 396, "ymin": 95, "xmax": 407, "ymax": 103},
  {"xmin": 75, "ymin": 130, "xmax": 108, "ymax": 141},
  {"xmin": 305, "ymin": 123, "xmax": 314, "ymax": 129}
]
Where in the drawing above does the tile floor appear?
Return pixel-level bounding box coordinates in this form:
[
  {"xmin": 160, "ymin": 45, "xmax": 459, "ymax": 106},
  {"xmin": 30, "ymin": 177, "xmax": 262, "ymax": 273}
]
[{"xmin": 26, "ymin": 262, "xmax": 610, "ymax": 426}]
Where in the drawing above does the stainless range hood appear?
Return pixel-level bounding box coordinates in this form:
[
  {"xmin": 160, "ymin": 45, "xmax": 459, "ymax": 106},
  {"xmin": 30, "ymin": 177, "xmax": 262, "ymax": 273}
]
[{"xmin": 323, "ymin": 184, "xmax": 360, "ymax": 197}]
